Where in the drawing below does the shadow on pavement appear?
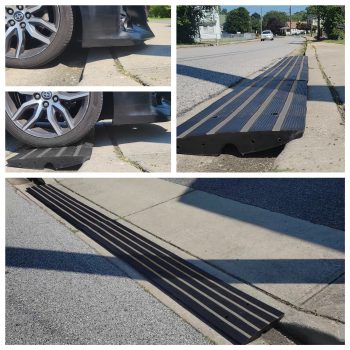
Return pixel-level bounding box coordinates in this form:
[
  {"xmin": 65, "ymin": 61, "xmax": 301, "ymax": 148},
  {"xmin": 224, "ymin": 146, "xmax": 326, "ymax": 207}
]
[
  {"xmin": 177, "ymin": 64, "xmax": 344, "ymax": 104},
  {"xmin": 5, "ymin": 247, "xmax": 345, "ymax": 285},
  {"xmin": 92, "ymin": 122, "xmax": 170, "ymax": 147},
  {"xmin": 176, "ymin": 179, "xmax": 344, "ymax": 251},
  {"xmin": 276, "ymin": 323, "xmax": 344, "ymax": 345},
  {"xmin": 222, "ymin": 144, "xmax": 284, "ymax": 158},
  {"xmin": 113, "ymin": 44, "xmax": 170, "ymax": 58},
  {"xmin": 171, "ymin": 178, "xmax": 345, "ymax": 231}
]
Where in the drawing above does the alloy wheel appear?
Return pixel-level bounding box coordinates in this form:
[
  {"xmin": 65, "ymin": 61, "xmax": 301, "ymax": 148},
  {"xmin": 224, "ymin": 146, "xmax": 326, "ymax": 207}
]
[
  {"xmin": 6, "ymin": 92, "xmax": 90, "ymax": 138},
  {"xmin": 5, "ymin": 5, "xmax": 60, "ymax": 59}
]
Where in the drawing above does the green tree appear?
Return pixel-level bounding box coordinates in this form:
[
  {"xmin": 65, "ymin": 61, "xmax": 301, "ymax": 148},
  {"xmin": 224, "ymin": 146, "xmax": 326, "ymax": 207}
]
[
  {"xmin": 307, "ymin": 6, "xmax": 344, "ymax": 40},
  {"xmin": 177, "ymin": 6, "xmax": 214, "ymax": 44},
  {"xmin": 263, "ymin": 11, "xmax": 288, "ymax": 34},
  {"xmin": 291, "ymin": 11, "xmax": 307, "ymax": 22},
  {"xmin": 149, "ymin": 6, "xmax": 171, "ymax": 18},
  {"xmin": 322, "ymin": 6, "xmax": 345, "ymax": 40},
  {"xmin": 306, "ymin": 6, "xmax": 325, "ymax": 39},
  {"xmin": 224, "ymin": 7, "xmax": 251, "ymax": 34},
  {"xmin": 251, "ymin": 12, "xmax": 261, "ymax": 34}
]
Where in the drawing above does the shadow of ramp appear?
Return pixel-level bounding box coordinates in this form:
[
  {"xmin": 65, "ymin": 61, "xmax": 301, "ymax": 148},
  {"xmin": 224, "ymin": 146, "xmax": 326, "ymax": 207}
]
[
  {"xmin": 177, "ymin": 64, "xmax": 245, "ymax": 86},
  {"xmin": 276, "ymin": 322, "xmax": 344, "ymax": 345},
  {"xmin": 113, "ymin": 44, "xmax": 170, "ymax": 58}
]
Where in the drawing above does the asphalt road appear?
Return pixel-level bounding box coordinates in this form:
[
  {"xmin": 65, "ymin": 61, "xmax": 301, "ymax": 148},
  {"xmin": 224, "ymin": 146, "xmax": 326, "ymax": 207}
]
[
  {"xmin": 167, "ymin": 178, "xmax": 345, "ymax": 231},
  {"xmin": 177, "ymin": 36, "xmax": 305, "ymax": 115},
  {"xmin": 6, "ymin": 183, "xmax": 209, "ymax": 345},
  {"xmin": 177, "ymin": 36, "xmax": 305, "ymax": 172}
]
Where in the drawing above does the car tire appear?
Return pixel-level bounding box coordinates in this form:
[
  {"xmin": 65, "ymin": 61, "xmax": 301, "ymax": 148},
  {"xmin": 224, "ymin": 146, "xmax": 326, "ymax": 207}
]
[
  {"xmin": 6, "ymin": 92, "xmax": 103, "ymax": 148},
  {"xmin": 6, "ymin": 6, "xmax": 74, "ymax": 68}
]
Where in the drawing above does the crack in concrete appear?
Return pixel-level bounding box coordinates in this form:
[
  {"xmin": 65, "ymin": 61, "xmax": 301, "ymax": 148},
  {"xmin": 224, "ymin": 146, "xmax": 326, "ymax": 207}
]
[{"xmin": 114, "ymin": 56, "xmax": 146, "ymax": 86}]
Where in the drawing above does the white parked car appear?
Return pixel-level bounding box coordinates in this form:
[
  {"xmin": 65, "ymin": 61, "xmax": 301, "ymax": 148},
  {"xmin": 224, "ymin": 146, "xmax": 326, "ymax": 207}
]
[{"xmin": 261, "ymin": 30, "xmax": 274, "ymax": 41}]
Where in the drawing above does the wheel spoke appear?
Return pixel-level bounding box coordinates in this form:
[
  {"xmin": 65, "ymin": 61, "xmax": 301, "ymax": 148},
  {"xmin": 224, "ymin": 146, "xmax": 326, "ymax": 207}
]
[
  {"xmin": 5, "ymin": 26, "xmax": 17, "ymax": 53},
  {"xmin": 22, "ymin": 105, "xmax": 43, "ymax": 130},
  {"xmin": 29, "ymin": 18, "xmax": 57, "ymax": 33},
  {"xmin": 25, "ymin": 6, "xmax": 42, "ymax": 14},
  {"xmin": 56, "ymin": 92, "xmax": 90, "ymax": 101},
  {"xmin": 6, "ymin": 5, "xmax": 17, "ymax": 12},
  {"xmin": 26, "ymin": 23, "xmax": 50, "ymax": 45},
  {"xmin": 11, "ymin": 99, "xmax": 38, "ymax": 121},
  {"xmin": 53, "ymin": 103, "xmax": 74, "ymax": 129},
  {"xmin": 17, "ymin": 92, "xmax": 34, "ymax": 96},
  {"xmin": 15, "ymin": 28, "xmax": 26, "ymax": 58},
  {"xmin": 47, "ymin": 105, "xmax": 63, "ymax": 136}
]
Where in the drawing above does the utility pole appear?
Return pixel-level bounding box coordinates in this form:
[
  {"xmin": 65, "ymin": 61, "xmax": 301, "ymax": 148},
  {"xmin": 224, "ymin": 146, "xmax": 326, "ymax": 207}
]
[
  {"xmin": 289, "ymin": 6, "xmax": 292, "ymax": 36},
  {"xmin": 260, "ymin": 7, "xmax": 262, "ymax": 36}
]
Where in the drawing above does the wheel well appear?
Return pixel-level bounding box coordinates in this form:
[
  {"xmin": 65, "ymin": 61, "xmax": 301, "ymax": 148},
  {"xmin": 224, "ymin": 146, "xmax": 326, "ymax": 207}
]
[
  {"xmin": 72, "ymin": 6, "xmax": 83, "ymax": 42},
  {"xmin": 99, "ymin": 92, "xmax": 114, "ymax": 120}
]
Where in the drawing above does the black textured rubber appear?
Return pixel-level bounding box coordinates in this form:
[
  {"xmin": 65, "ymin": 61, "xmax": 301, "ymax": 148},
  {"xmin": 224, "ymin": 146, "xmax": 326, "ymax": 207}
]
[
  {"xmin": 177, "ymin": 55, "xmax": 308, "ymax": 155},
  {"xmin": 27, "ymin": 184, "xmax": 284, "ymax": 344},
  {"xmin": 7, "ymin": 142, "xmax": 93, "ymax": 170}
]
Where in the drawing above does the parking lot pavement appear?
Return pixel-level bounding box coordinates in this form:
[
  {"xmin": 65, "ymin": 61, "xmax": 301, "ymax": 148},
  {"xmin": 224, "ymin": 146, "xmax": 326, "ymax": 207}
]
[
  {"xmin": 6, "ymin": 183, "xmax": 210, "ymax": 345},
  {"xmin": 50, "ymin": 178, "xmax": 345, "ymax": 344},
  {"xmin": 6, "ymin": 21, "xmax": 170, "ymax": 86},
  {"xmin": 5, "ymin": 120, "xmax": 171, "ymax": 173},
  {"xmin": 167, "ymin": 178, "xmax": 345, "ymax": 231}
]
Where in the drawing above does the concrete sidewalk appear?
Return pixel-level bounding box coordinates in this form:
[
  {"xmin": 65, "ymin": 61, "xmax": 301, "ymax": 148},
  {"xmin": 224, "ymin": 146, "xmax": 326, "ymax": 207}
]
[
  {"xmin": 52, "ymin": 178, "xmax": 344, "ymax": 344},
  {"xmin": 274, "ymin": 41, "xmax": 345, "ymax": 172},
  {"xmin": 111, "ymin": 21, "xmax": 171, "ymax": 86},
  {"xmin": 312, "ymin": 41, "xmax": 345, "ymax": 104}
]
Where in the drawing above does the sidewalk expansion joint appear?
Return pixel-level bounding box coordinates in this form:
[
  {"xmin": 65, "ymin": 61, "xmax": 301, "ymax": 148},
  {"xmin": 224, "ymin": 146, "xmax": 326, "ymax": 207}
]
[
  {"xmin": 114, "ymin": 56, "xmax": 146, "ymax": 86},
  {"xmin": 298, "ymin": 272, "xmax": 345, "ymax": 308},
  {"xmin": 122, "ymin": 189, "xmax": 197, "ymax": 219},
  {"xmin": 104, "ymin": 124, "xmax": 147, "ymax": 172}
]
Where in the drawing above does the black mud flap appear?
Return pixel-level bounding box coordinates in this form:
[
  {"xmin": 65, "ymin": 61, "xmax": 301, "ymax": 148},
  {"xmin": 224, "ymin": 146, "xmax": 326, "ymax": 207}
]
[
  {"xmin": 27, "ymin": 184, "xmax": 284, "ymax": 345},
  {"xmin": 7, "ymin": 142, "xmax": 93, "ymax": 170},
  {"xmin": 177, "ymin": 55, "xmax": 308, "ymax": 155}
]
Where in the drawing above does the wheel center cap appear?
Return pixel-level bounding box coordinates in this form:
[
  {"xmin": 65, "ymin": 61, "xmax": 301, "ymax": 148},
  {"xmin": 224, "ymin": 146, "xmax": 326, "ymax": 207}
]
[
  {"xmin": 14, "ymin": 11, "xmax": 24, "ymax": 22},
  {"xmin": 41, "ymin": 91, "xmax": 52, "ymax": 100}
]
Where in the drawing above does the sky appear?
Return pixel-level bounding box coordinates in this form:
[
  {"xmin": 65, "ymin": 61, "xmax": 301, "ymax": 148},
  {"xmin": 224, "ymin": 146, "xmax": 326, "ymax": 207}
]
[{"xmin": 222, "ymin": 6, "xmax": 307, "ymax": 16}]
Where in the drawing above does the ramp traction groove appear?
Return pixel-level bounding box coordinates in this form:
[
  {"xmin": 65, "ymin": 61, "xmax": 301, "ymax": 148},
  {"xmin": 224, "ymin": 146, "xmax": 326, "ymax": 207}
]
[
  {"xmin": 7, "ymin": 143, "xmax": 93, "ymax": 169},
  {"xmin": 27, "ymin": 184, "xmax": 284, "ymax": 344},
  {"xmin": 177, "ymin": 55, "xmax": 308, "ymax": 155}
]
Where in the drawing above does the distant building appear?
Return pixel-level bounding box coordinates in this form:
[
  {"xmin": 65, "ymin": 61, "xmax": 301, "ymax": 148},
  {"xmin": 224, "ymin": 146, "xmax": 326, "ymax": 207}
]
[
  {"xmin": 196, "ymin": 7, "xmax": 221, "ymax": 41},
  {"xmin": 280, "ymin": 21, "xmax": 308, "ymax": 35}
]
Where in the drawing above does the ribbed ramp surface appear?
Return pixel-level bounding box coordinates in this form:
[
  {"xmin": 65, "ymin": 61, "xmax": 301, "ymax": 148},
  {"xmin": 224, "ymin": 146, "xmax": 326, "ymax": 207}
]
[
  {"xmin": 7, "ymin": 143, "xmax": 93, "ymax": 170},
  {"xmin": 177, "ymin": 55, "xmax": 308, "ymax": 155},
  {"xmin": 27, "ymin": 184, "xmax": 284, "ymax": 344}
]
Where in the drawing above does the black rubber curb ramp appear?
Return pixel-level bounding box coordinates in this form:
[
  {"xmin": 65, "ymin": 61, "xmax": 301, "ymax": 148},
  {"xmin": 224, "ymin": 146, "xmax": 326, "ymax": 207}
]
[
  {"xmin": 7, "ymin": 142, "xmax": 93, "ymax": 170},
  {"xmin": 177, "ymin": 55, "xmax": 308, "ymax": 155},
  {"xmin": 27, "ymin": 184, "xmax": 284, "ymax": 344}
]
